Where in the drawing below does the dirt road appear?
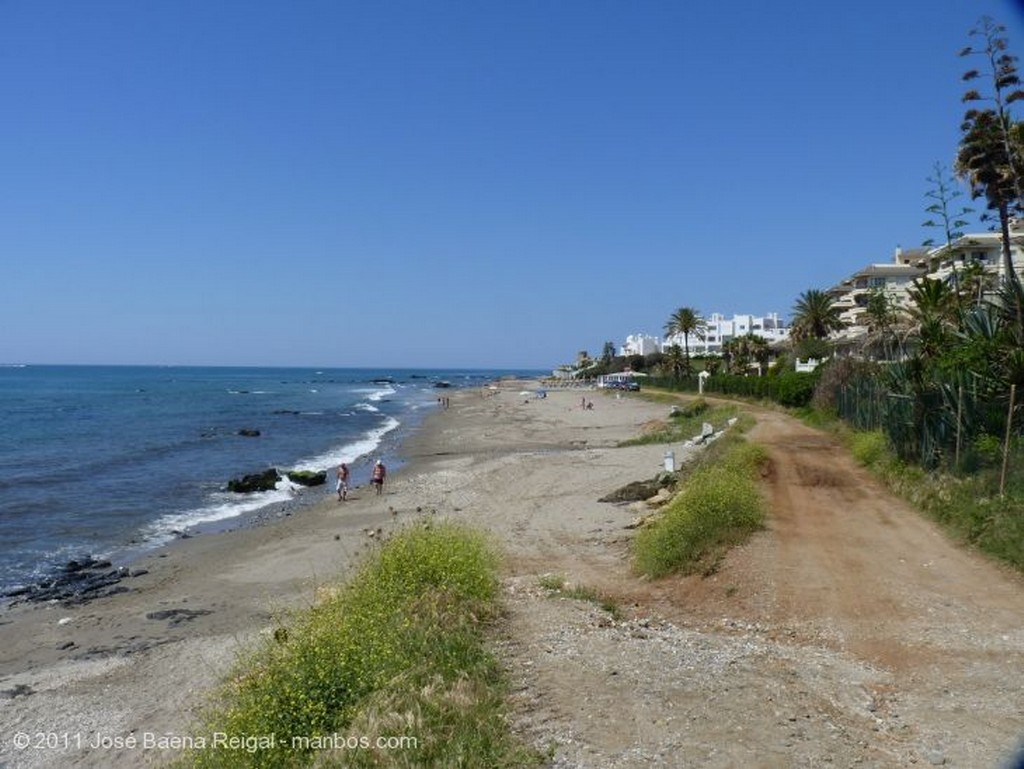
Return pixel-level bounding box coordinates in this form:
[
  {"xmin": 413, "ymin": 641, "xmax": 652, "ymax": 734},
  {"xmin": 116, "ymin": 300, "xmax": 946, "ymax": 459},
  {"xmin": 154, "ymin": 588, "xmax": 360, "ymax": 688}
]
[{"xmin": 501, "ymin": 403, "xmax": 1024, "ymax": 768}]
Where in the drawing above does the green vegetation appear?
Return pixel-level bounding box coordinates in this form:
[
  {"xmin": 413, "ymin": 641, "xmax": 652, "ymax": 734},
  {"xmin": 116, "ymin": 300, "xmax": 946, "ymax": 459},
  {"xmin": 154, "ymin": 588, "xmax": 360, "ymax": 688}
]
[
  {"xmin": 619, "ymin": 397, "xmax": 751, "ymax": 447},
  {"xmin": 633, "ymin": 438, "xmax": 768, "ymax": 579},
  {"xmin": 663, "ymin": 306, "xmax": 707, "ymax": 376},
  {"xmin": 179, "ymin": 521, "xmax": 541, "ymax": 769},
  {"xmin": 790, "ymin": 288, "xmax": 847, "ymax": 344},
  {"xmin": 646, "ymin": 371, "xmax": 820, "ymax": 409},
  {"xmin": 537, "ymin": 574, "xmax": 621, "ymax": 619},
  {"xmin": 849, "ymin": 430, "xmax": 890, "ymax": 467}
]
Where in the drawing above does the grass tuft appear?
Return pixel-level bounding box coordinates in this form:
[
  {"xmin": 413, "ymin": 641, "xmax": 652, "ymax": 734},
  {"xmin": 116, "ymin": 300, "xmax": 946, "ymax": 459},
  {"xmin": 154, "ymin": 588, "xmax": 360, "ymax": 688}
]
[
  {"xmin": 619, "ymin": 399, "xmax": 748, "ymax": 447},
  {"xmin": 178, "ymin": 521, "xmax": 540, "ymax": 769},
  {"xmin": 537, "ymin": 574, "xmax": 622, "ymax": 619},
  {"xmin": 632, "ymin": 440, "xmax": 768, "ymax": 578}
]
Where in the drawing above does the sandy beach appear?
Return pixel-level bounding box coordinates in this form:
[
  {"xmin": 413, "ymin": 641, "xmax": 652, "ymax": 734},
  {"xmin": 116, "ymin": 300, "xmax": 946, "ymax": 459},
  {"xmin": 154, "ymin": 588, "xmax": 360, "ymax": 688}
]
[
  {"xmin": 0, "ymin": 381, "xmax": 674, "ymax": 768},
  {"xmin": 5, "ymin": 380, "xmax": 1024, "ymax": 768}
]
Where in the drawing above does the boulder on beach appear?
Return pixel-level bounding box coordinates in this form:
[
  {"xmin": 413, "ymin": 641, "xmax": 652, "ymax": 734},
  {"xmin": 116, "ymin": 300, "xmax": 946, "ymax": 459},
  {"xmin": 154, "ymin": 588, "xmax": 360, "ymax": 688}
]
[
  {"xmin": 227, "ymin": 468, "xmax": 281, "ymax": 493},
  {"xmin": 598, "ymin": 472, "xmax": 676, "ymax": 504},
  {"xmin": 286, "ymin": 470, "xmax": 327, "ymax": 487}
]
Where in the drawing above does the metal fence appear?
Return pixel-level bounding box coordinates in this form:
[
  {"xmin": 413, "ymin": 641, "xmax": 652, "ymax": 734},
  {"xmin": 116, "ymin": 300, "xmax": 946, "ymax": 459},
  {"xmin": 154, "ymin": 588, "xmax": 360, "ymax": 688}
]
[{"xmin": 835, "ymin": 371, "xmax": 1020, "ymax": 475}]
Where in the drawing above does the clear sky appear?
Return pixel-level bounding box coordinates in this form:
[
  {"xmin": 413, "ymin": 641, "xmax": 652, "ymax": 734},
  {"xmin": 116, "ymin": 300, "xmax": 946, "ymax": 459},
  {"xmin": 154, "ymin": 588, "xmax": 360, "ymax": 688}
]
[{"xmin": 3, "ymin": 0, "xmax": 1024, "ymax": 369}]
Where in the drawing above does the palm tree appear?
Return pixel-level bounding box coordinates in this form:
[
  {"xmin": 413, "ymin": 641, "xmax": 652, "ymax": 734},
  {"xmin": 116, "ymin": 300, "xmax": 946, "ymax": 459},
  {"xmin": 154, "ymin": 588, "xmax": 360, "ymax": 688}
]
[
  {"xmin": 601, "ymin": 341, "xmax": 616, "ymax": 364},
  {"xmin": 957, "ymin": 259, "xmax": 993, "ymax": 307},
  {"xmin": 956, "ymin": 109, "xmax": 1022, "ymax": 292},
  {"xmin": 663, "ymin": 307, "xmax": 706, "ymax": 376},
  {"xmin": 908, "ymin": 277, "xmax": 960, "ymax": 325},
  {"xmin": 862, "ymin": 289, "xmax": 905, "ymax": 361},
  {"xmin": 907, "ymin": 277, "xmax": 961, "ymax": 361},
  {"xmin": 662, "ymin": 344, "xmax": 685, "ymax": 380},
  {"xmin": 790, "ymin": 289, "xmax": 845, "ymax": 342}
]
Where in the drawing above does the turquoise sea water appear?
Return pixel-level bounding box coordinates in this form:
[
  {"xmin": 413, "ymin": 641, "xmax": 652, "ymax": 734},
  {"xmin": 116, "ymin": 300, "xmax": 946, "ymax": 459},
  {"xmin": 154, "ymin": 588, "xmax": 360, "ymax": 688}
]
[{"xmin": 0, "ymin": 365, "xmax": 540, "ymax": 594}]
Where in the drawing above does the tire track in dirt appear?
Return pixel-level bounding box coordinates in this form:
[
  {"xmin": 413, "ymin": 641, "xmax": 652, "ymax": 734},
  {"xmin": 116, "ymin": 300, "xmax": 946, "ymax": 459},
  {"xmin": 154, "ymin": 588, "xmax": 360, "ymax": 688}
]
[{"xmin": 504, "ymin": 398, "xmax": 1024, "ymax": 767}]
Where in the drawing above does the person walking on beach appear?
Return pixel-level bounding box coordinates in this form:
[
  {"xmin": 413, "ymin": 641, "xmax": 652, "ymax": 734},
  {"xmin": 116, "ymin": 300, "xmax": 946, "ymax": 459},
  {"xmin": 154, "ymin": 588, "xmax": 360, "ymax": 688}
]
[
  {"xmin": 371, "ymin": 459, "xmax": 386, "ymax": 496},
  {"xmin": 336, "ymin": 462, "xmax": 349, "ymax": 501}
]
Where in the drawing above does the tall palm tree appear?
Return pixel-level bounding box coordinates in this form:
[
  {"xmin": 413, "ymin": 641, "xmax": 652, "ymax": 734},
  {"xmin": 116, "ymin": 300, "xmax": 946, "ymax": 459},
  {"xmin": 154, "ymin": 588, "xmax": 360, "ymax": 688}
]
[
  {"xmin": 956, "ymin": 110, "xmax": 1021, "ymax": 283},
  {"xmin": 664, "ymin": 307, "xmax": 706, "ymax": 376},
  {"xmin": 790, "ymin": 289, "xmax": 845, "ymax": 342}
]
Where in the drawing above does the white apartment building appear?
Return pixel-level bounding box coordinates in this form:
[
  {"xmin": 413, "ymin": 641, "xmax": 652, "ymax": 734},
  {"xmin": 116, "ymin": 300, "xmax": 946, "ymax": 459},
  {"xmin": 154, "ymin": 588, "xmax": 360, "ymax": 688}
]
[
  {"xmin": 662, "ymin": 312, "xmax": 790, "ymax": 356},
  {"xmin": 909, "ymin": 224, "xmax": 1024, "ymax": 286},
  {"xmin": 619, "ymin": 333, "xmax": 661, "ymax": 357},
  {"xmin": 827, "ymin": 258, "xmax": 926, "ymax": 332},
  {"xmin": 826, "ymin": 225, "xmax": 1024, "ymax": 347}
]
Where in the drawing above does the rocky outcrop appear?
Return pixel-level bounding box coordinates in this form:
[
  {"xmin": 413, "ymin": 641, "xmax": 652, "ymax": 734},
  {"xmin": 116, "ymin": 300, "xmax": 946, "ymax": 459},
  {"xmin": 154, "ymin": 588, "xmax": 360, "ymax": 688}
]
[
  {"xmin": 286, "ymin": 470, "xmax": 327, "ymax": 487},
  {"xmin": 598, "ymin": 472, "xmax": 676, "ymax": 504},
  {"xmin": 2, "ymin": 556, "xmax": 145, "ymax": 606},
  {"xmin": 227, "ymin": 469, "xmax": 281, "ymax": 493}
]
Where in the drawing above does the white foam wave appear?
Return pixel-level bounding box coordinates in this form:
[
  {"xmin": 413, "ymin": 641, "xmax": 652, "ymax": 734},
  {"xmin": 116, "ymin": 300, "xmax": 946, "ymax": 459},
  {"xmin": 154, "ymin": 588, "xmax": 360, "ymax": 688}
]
[
  {"xmin": 352, "ymin": 384, "xmax": 396, "ymax": 402},
  {"xmin": 290, "ymin": 415, "xmax": 401, "ymax": 472},
  {"xmin": 140, "ymin": 477, "xmax": 303, "ymax": 545},
  {"xmin": 354, "ymin": 402, "xmax": 379, "ymax": 413}
]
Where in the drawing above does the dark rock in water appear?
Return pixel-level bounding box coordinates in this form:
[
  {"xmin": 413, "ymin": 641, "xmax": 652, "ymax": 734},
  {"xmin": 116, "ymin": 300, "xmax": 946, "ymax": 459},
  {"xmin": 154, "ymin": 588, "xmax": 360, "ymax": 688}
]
[
  {"xmin": 286, "ymin": 470, "xmax": 327, "ymax": 487},
  {"xmin": 3, "ymin": 557, "xmax": 134, "ymax": 607},
  {"xmin": 64, "ymin": 556, "xmax": 112, "ymax": 573},
  {"xmin": 238, "ymin": 428, "xmax": 261, "ymax": 437},
  {"xmin": 227, "ymin": 468, "xmax": 281, "ymax": 493}
]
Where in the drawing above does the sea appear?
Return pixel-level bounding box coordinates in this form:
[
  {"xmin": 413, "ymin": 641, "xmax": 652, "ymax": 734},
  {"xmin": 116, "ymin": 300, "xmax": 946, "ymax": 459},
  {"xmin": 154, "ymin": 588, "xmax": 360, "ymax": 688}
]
[{"xmin": 0, "ymin": 365, "xmax": 542, "ymax": 595}]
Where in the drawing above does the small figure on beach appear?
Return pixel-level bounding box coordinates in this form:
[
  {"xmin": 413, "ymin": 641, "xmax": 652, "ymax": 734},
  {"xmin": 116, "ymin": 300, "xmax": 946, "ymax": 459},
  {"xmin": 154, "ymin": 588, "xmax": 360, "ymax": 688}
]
[
  {"xmin": 336, "ymin": 462, "xmax": 349, "ymax": 501},
  {"xmin": 371, "ymin": 459, "xmax": 386, "ymax": 496}
]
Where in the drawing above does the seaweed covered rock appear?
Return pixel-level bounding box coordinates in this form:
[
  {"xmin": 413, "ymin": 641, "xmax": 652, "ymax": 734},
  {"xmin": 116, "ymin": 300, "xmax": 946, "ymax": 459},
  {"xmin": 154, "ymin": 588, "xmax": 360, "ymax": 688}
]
[
  {"xmin": 286, "ymin": 470, "xmax": 327, "ymax": 487},
  {"xmin": 227, "ymin": 468, "xmax": 281, "ymax": 493}
]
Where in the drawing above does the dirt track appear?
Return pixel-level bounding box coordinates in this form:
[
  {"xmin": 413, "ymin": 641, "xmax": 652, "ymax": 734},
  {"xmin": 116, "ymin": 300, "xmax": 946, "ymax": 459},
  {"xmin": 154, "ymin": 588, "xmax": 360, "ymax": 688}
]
[
  {"xmin": 4, "ymin": 388, "xmax": 1020, "ymax": 769},
  {"xmin": 502, "ymin": 402, "xmax": 1024, "ymax": 768}
]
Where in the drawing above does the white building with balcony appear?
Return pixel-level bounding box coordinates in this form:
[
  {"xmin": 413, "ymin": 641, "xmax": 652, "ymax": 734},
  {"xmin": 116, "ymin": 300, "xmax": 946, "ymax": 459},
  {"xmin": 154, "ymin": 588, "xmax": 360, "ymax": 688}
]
[
  {"xmin": 663, "ymin": 312, "xmax": 790, "ymax": 356},
  {"xmin": 619, "ymin": 333, "xmax": 661, "ymax": 357},
  {"xmin": 827, "ymin": 259, "xmax": 925, "ymax": 332},
  {"xmin": 911, "ymin": 224, "xmax": 1024, "ymax": 289}
]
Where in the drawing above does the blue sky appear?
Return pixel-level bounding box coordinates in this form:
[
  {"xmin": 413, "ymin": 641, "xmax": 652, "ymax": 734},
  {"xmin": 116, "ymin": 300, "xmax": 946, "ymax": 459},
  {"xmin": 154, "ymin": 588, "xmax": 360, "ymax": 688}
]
[{"xmin": 3, "ymin": 0, "xmax": 1023, "ymax": 369}]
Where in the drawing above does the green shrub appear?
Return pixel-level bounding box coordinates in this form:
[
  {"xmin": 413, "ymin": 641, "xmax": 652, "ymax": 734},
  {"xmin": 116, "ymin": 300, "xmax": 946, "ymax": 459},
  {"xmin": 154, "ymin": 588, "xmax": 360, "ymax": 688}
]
[
  {"xmin": 181, "ymin": 521, "xmax": 538, "ymax": 769},
  {"xmin": 674, "ymin": 398, "xmax": 710, "ymax": 418},
  {"xmin": 973, "ymin": 433, "xmax": 1003, "ymax": 466},
  {"xmin": 774, "ymin": 372, "xmax": 818, "ymax": 407},
  {"xmin": 850, "ymin": 430, "xmax": 890, "ymax": 468},
  {"xmin": 633, "ymin": 441, "xmax": 767, "ymax": 578}
]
